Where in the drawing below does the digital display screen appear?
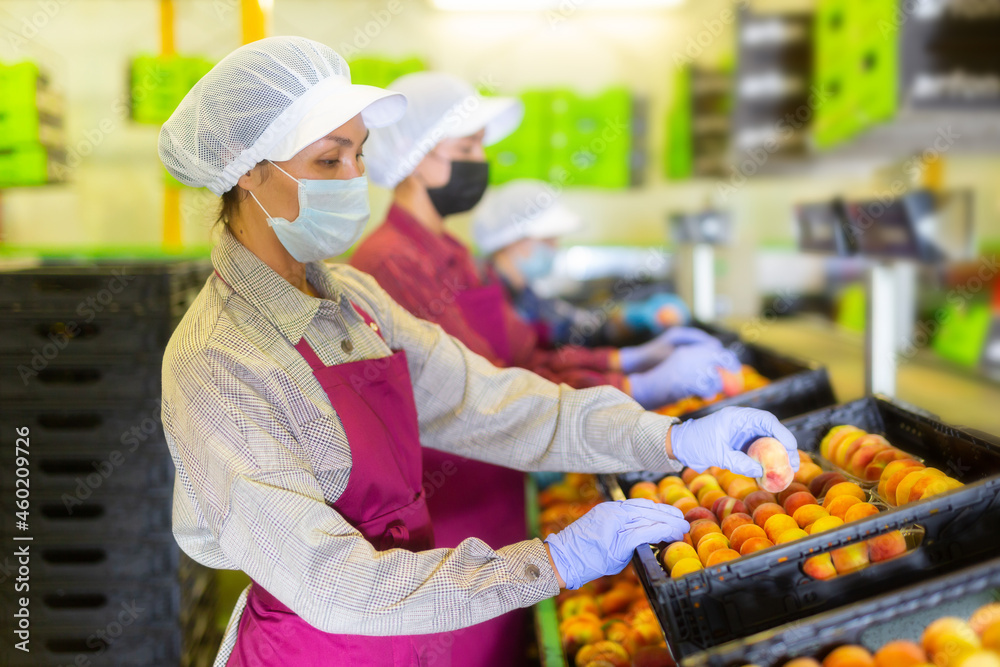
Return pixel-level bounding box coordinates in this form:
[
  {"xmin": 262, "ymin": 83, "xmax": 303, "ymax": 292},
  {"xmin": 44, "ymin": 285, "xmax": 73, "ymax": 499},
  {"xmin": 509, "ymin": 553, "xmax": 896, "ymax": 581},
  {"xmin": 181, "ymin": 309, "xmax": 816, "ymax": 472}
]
[
  {"xmin": 843, "ymin": 191, "xmax": 944, "ymax": 261},
  {"xmin": 795, "ymin": 200, "xmax": 854, "ymax": 256}
]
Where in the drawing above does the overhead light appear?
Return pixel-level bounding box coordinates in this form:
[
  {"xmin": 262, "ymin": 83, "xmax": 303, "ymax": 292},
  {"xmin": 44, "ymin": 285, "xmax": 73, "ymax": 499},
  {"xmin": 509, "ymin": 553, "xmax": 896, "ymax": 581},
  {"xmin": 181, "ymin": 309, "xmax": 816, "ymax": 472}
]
[{"xmin": 431, "ymin": 0, "xmax": 683, "ymax": 10}]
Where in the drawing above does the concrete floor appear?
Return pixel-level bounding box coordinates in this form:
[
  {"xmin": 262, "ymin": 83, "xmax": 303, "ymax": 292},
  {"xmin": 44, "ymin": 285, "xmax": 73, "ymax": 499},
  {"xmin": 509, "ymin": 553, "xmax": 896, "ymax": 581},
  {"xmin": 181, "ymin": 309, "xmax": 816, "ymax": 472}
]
[{"xmin": 724, "ymin": 314, "xmax": 1000, "ymax": 435}]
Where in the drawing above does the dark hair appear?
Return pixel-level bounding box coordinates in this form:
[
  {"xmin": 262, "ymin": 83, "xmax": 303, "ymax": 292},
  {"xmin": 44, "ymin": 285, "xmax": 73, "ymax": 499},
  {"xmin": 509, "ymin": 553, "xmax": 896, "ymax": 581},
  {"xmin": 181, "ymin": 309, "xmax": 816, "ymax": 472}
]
[{"xmin": 217, "ymin": 161, "xmax": 271, "ymax": 228}]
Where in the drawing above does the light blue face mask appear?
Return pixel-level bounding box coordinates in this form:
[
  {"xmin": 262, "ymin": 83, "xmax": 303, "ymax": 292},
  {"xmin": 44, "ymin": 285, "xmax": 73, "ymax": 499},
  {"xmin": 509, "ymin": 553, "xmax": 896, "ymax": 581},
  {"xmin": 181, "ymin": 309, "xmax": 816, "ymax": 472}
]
[
  {"xmin": 249, "ymin": 161, "xmax": 370, "ymax": 263},
  {"xmin": 515, "ymin": 243, "xmax": 557, "ymax": 283}
]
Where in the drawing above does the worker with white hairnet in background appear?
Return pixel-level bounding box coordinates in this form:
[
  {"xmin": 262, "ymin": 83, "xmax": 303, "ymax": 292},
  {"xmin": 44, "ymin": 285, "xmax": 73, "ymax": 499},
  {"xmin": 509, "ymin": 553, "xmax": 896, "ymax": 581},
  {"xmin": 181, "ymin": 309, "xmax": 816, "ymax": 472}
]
[
  {"xmin": 472, "ymin": 178, "xmax": 696, "ymax": 350},
  {"xmin": 351, "ymin": 71, "xmax": 748, "ymax": 664}
]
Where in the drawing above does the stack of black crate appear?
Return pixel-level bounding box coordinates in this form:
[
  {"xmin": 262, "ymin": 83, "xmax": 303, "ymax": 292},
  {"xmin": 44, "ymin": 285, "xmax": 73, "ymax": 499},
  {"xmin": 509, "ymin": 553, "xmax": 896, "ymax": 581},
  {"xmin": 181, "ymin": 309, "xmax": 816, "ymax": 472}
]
[{"xmin": 0, "ymin": 259, "xmax": 219, "ymax": 666}]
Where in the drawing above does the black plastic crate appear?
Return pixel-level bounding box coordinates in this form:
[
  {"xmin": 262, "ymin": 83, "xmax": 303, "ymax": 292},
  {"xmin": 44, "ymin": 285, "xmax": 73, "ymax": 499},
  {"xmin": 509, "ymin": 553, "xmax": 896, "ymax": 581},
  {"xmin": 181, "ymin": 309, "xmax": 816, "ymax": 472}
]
[
  {"xmin": 0, "ymin": 490, "xmax": 173, "ymax": 540},
  {"xmin": 0, "ymin": 447, "xmax": 173, "ymax": 496},
  {"xmin": 0, "ymin": 356, "xmax": 162, "ymax": 403},
  {"xmin": 685, "ymin": 555, "xmax": 1000, "ymax": 666},
  {"xmin": 0, "ymin": 311, "xmax": 177, "ymax": 358},
  {"xmin": 1, "ymin": 537, "xmax": 182, "ymax": 583},
  {"xmin": 2, "ymin": 624, "xmax": 186, "ymax": 667},
  {"xmin": 0, "ymin": 400, "xmax": 165, "ymax": 452},
  {"xmin": 0, "ymin": 259, "xmax": 210, "ymax": 319},
  {"xmin": 611, "ymin": 396, "xmax": 1000, "ymax": 662}
]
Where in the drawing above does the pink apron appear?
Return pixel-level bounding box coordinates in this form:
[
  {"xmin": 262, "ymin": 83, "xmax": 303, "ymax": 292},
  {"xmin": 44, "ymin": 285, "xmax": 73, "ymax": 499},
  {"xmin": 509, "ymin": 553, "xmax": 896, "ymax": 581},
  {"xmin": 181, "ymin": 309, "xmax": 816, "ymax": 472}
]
[
  {"xmin": 423, "ymin": 285, "xmax": 529, "ymax": 667},
  {"xmin": 228, "ymin": 306, "xmax": 445, "ymax": 667}
]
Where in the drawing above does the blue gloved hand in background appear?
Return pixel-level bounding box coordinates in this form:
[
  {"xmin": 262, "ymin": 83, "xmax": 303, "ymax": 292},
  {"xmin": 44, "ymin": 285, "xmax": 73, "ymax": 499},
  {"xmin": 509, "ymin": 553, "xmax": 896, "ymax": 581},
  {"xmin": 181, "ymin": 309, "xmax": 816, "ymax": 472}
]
[
  {"xmin": 544, "ymin": 499, "xmax": 689, "ymax": 590},
  {"xmin": 618, "ymin": 326, "xmax": 723, "ymax": 374},
  {"xmin": 621, "ymin": 293, "xmax": 691, "ymax": 334},
  {"xmin": 628, "ymin": 343, "xmax": 741, "ymax": 409},
  {"xmin": 670, "ymin": 406, "xmax": 800, "ymax": 478}
]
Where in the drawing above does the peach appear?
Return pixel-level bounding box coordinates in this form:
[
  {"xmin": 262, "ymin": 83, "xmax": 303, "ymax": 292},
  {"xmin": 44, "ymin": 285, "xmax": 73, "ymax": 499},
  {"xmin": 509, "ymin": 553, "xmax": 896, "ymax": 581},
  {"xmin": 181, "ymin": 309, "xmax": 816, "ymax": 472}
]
[
  {"xmin": 662, "ymin": 542, "xmax": 699, "ymax": 571},
  {"xmin": 954, "ymin": 651, "xmax": 1000, "ymax": 667},
  {"xmin": 721, "ymin": 512, "xmax": 754, "ymax": 538},
  {"xmin": 906, "ymin": 470, "xmax": 950, "ymax": 504},
  {"xmin": 895, "ymin": 469, "xmax": 941, "ymax": 507},
  {"xmin": 671, "ymin": 557, "xmax": 704, "ymax": 579},
  {"xmin": 729, "ymin": 523, "xmax": 767, "ymax": 552},
  {"xmin": 793, "ymin": 504, "xmax": 830, "ymax": 528},
  {"xmin": 662, "ymin": 485, "xmax": 696, "ymax": 505},
  {"xmin": 867, "ymin": 530, "xmax": 907, "ymax": 563},
  {"xmin": 689, "ymin": 519, "xmax": 723, "ymax": 546},
  {"xmin": 799, "ymin": 450, "xmax": 814, "ymax": 465},
  {"xmin": 803, "ymin": 553, "xmax": 838, "ymax": 580},
  {"xmin": 969, "ymin": 603, "xmax": 1000, "ymax": 635},
  {"xmin": 560, "ymin": 595, "xmax": 600, "ymax": 619},
  {"xmin": 603, "ymin": 624, "xmax": 642, "ymax": 660},
  {"xmin": 810, "ymin": 471, "xmax": 848, "ymax": 497},
  {"xmin": 753, "ymin": 502, "xmax": 787, "ymax": 529},
  {"xmin": 873, "ymin": 640, "xmax": 926, "ymax": 667},
  {"xmin": 863, "ymin": 449, "xmax": 909, "ymax": 481},
  {"xmin": 832, "ymin": 431, "xmax": 868, "ymax": 469},
  {"xmin": 883, "ymin": 462, "xmax": 926, "ymax": 502},
  {"xmin": 922, "ymin": 618, "xmax": 980, "ymax": 664},
  {"xmin": 739, "ymin": 536, "xmax": 774, "ymax": 555},
  {"xmin": 764, "ymin": 514, "xmax": 800, "ymax": 543},
  {"xmin": 629, "ymin": 481, "xmax": 661, "ymax": 502},
  {"xmin": 598, "ymin": 587, "xmax": 634, "ymax": 616},
  {"xmin": 699, "ymin": 489, "xmax": 727, "ymax": 511},
  {"xmin": 689, "ymin": 473, "xmax": 721, "ymax": 498},
  {"xmin": 720, "ymin": 367, "xmax": 746, "ymax": 396},
  {"xmin": 707, "ymin": 466, "xmax": 723, "ymax": 477},
  {"xmin": 794, "ymin": 462, "xmax": 825, "ymax": 486},
  {"xmin": 785, "ymin": 659, "xmax": 822, "ymax": 667},
  {"xmin": 682, "ymin": 532, "xmax": 694, "ymax": 547},
  {"xmin": 843, "ymin": 503, "xmax": 880, "ymax": 523},
  {"xmin": 713, "ymin": 496, "xmax": 747, "ymax": 521},
  {"xmin": 822, "ymin": 482, "xmax": 866, "ymax": 508},
  {"xmin": 776, "ymin": 527, "xmax": 809, "ymax": 544},
  {"xmin": 846, "ymin": 434, "xmax": 891, "ymax": 468},
  {"xmin": 697, "ymin": 533, "xmax": 731, "ymax": 564},
  {"xmin": 820, "ymin": 425, "xmax": 863, "ymax": 460},
  {"xmin": 748, "ymin": 437, "xmax": 795, "ymax": 493},
  {"xmin": 683, "ymin": 507, "xmax": 717, "ymax": 525},
  {"xmin": 784, "ymin": 491, "xmax": 820, "ymax": 516},
  {"xmin": 919, "ymin": 477, "xmax": 963, "ymax": 501},
  {"xmin": 705, "ymin": 548, "xmax": 741, "ymax": 567},
  {"xmin": 575, "ymin": 640, "xmax": 631, "ymax": 667},
  {"xmin": 807, "ymin": 515, "xmax": 844, "ymax": 534},
  {"xmin": 777, "ymin": 483, "xmax": 812, "ymax": 507},
  {"xmin": 561, "ymin": 616, "xmax": 604, "ymax": 656},
  {"xmin": 681, "ymin": 468, "xmax": 699, "ymax": 485},
  {"xmin": 831, "ymin": 542, "xmax": 870, "ymax": 575},
  {"xmin": 826, "ymin": 495, "xmax": 863, "ymax": 520},
  {"xmin": 726, "ymin": 476, "xmax": 759, "ymax": 500},
  {"xmin": 657, "ymin": 475, "xmax": 685, "ymax": 491},
  {"xmin": 716, "ymin": 469, "xmax": 737, "ymax": 488},
  {"xmin": 744, "ymin": 490, "xmax": 778, "ymax": 515},
  {"xmin": 822, "ymin": 645, "xmax": 874, "ymax": 667},
  {"xmin": 630, "ymin": 646, "xmax": 675, "ymax": 667},
  {"xmin": 672, "ymin": 497, "xmax": 699, "ymax": 516},
  {"xmin": 983, "ymin": 619, "xmax": 1000, "ymax": 651}
]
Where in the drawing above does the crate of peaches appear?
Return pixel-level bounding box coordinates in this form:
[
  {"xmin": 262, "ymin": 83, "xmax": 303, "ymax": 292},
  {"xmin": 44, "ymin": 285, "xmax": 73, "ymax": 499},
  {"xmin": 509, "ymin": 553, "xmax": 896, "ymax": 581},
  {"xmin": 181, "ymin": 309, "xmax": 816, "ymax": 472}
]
[
  {"xmin": 531, "ymin": 473, "xmax": 677, "ymax": 667},
  {"xmin": 685, "ymin": 555, "xmax": 1000, "ymax": 667},
  {"xmin": 602, "ymin": 396, "xmax": 1000, "ymax": 663},
  {"xmin": 651, "ymin": 330, "xmax": 836, "ymax": 422}
]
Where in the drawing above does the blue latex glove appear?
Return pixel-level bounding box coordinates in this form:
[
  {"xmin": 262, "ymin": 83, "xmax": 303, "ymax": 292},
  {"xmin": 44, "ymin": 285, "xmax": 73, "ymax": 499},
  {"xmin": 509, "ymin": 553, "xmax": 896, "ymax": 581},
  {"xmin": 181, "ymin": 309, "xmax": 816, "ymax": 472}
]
[
  {"xmin": 619, "ymin": 326, "xmax": 722, "ymax": 373},
  {"xmin": 670, "ymin": 406, "xmax": 801, "ymax": 478},
  {"xmin": 545, "ymin": 499, "xmax": 689, "ymax": 590},
  {"xmin": 628, "ymin": 343, "xmax": 741, "ymax": 409},
  {"xmin": 621, "ymin": 293, "xmax": 691, "ymax": 334}
]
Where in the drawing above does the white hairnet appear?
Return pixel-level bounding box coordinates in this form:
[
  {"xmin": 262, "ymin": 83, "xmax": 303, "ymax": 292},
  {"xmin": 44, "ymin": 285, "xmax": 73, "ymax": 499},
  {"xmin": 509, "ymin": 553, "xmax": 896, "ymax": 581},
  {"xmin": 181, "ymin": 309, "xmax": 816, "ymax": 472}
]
[
  {"xmin": 472, "ymin": 179, "xmax": 583, "ymax": 255},
  {"xmin": 365, "ymin": 71, "xmax": 524, "ymax": 189},
  {"xmin": 158, "ymin": 36, "xmax": 405, "ymax": 196}
]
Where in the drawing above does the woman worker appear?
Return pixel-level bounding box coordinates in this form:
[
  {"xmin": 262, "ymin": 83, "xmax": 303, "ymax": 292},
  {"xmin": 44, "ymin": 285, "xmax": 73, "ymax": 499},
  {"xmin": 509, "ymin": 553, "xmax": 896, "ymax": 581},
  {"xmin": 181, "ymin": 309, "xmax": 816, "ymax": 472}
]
[
  {"xmin": 158, "ymin": 37, "xmax": 798, "ymax": 667},
  {"xmin": 471, "ymin": 178, "xmax": 698, "ymax": 350}
]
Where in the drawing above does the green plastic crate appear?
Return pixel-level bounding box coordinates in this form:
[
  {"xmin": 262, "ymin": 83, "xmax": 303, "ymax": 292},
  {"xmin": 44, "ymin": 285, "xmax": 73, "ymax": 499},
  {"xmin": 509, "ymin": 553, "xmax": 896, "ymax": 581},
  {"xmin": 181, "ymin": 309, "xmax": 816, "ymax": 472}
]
[
  {"xmin": 0, "ymin": 144, "xmax": 52, "ymax": 187},
  {"xmin": 130, "ymin": 54, "xmax": 214, "ymax": 125},
  {"xmin": 665, "ymin": 67, "xmax": 693, "ymax": 180},
  {"xmin": 347, "ymin": 56, "xmax": 425, "ymax": 89},
  {"xmin": 486, "ymin": 90, "xmax": 551, "ymax": 184},
  {"xmin": 933, "ymin": 302, "xmax": 991, "ymax": 368}
]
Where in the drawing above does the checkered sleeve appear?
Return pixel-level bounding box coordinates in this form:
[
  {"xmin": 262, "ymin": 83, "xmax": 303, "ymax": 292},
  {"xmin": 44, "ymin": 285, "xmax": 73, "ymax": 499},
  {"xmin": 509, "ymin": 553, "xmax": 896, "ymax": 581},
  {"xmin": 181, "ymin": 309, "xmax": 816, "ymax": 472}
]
[
  {"xmin": 163, "ymin": 340, "xmax": 559, "ymax": 637},
  {"xmin": 335, "ymin": 266, "xmax": 682, "ymax": 475}
]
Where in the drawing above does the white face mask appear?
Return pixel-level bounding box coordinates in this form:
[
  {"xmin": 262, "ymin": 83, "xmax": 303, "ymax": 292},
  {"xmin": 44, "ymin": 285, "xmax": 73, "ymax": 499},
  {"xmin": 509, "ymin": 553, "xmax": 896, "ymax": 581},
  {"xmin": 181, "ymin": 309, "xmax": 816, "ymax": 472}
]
[{"xmin": 249, "ymin": 161, "xmax": 370, "ymax": 263}]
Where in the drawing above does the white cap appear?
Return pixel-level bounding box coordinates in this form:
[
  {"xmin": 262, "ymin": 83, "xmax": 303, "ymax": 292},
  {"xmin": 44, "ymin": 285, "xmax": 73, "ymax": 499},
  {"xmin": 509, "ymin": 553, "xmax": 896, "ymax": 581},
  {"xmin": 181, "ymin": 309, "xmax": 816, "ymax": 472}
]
[
  {"xmin": 365, "ymin": 71, "xmax": 524, "ymax": 189},
  {"xmin": 472, "ymin": 179, "xmax": 583, "ymax": 255},
  {"xmin": 158, "ymin": 36, "xmax": 406, "ymax": 196}
]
